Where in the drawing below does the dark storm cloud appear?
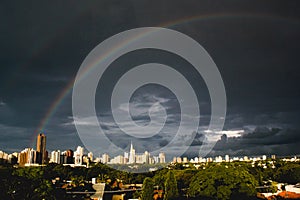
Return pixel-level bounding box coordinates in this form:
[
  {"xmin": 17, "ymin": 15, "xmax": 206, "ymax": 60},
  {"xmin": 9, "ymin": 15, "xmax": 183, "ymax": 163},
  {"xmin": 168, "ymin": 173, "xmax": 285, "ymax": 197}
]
[
  {"xmin": 0, "ymin": 0, "xmax": 138, "ymax": 150},
  {"xmin": 0, "ymin": 0, "xmax": 299, "ymax": 156},
  {"xmin": 0, "ymin": 124, "xmax": 32, "ymax": 151},
  {"xmin": 210, "ymin": 127, "xmax": 300, "ymax": 156}
]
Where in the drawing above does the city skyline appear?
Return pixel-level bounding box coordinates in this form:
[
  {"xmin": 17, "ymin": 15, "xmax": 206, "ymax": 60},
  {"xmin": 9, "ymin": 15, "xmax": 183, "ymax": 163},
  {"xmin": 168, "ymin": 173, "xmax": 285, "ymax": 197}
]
[
  {"xmin": 1, "ymin": 132, "xmax": 299, "ymax": 168},
  {"xmin": 0, "ymin": 133, "xmax": 168, "ymax": 166}
]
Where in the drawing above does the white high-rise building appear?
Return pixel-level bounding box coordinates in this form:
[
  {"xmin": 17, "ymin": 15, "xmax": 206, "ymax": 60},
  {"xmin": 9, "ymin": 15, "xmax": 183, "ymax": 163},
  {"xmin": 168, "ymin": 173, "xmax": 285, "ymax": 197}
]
[
  {"xmin": 153, "ymin": 156, "xmax": 159, "ymax": 163},
  {"xmin": 135, "ymin": 154, "xmax": 143, "ymax": 164},
  {"xmin": 124, "ymin": 152, "xmax": 129, "ymax": 159},
  {"xmin": 74, "ymin": 146, "xmax": 84, "ymax": 165},
  {"xmin": 28, "ymin": 148, "xmax": 38, "ymax": 165},
  {"xmin": 176, "ymin": 157, "xmax": 182, "ymax": 163},
  {"xmin": 110, "ymin": 155, "xmax": 124, "ymax": 164},
  {"xmin": 194, "ymin": 157, "xmax": 199, "ymax": 163},
  {"xmin": 50, "ymin": 150, "xmax": 61, "ymax": 164},
  {"xmin": 183, "ymin": 157, "xmax": 188, "ymax": 163},
  {"xmin": 102, "ymin": 153, "xmax": 109, "ymax": 164},
  {"xmin": 88, "ymin": 152, "xmax": 93, "ymax": 162},
  {"xmin": 225, "ymin": 155, "xmax": 230, "ymax": 162},
  {"xmin": 215, "ymin": 156, "xmax": 222, "ymax": 162},
  {"xmin": 159, "ymin": 152, "xmax": 166, "ymax": 163},
  {"xmin": 144, "ymin": 151, "xmax": 150, "ymax": 164},
  {"xmin": 128, "ymin": 142, "xmax": 135, "ymax": 164},
  {"xmin": 124, "ymin": 152, "xmax": 129, "ymax": 164}
]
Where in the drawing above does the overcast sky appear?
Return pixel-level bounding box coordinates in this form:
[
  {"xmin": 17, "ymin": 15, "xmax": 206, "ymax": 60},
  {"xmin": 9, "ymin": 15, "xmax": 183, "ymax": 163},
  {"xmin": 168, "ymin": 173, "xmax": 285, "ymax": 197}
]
[{"xmin": 0, "ymin": 0, "xmax": 300, "ymax": 158}]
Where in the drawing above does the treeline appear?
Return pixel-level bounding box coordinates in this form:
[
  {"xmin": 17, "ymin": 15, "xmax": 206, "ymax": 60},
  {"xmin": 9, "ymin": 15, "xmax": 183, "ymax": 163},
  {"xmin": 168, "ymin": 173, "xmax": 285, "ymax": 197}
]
[
  {"xmin": 0, "ymin": 163, "xmax": 152, "ymax": 200},
  {"xmin": 0, "ymin": 160, "xmax": 300, "ymax": 200},
  {"xmin": 141, "ymin": 160, "xmax": 300, "ymax": 200}
]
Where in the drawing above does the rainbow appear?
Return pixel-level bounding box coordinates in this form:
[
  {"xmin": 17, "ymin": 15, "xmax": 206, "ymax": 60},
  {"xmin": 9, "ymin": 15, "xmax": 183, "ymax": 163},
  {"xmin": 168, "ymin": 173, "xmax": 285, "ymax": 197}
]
[{"xmin": 31, "ymin": 12, "xmax": 299, "ymax": 147}]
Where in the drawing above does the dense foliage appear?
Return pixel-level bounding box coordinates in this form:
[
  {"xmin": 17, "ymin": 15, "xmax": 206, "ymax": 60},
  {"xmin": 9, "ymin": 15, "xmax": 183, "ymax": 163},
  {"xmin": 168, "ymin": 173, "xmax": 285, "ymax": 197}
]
[
  {"xmin": 141, "ymin": 177, "xmax": 154, "ymax": 200},
  {"xmin": 188, "ymin": 164, "xmax": 258, "ymax": 200},
  {"xmin": 164, "ymin": 170, "xmax": 179, "ymax": 200},
  {"xmin": 0, "ymin": 160, "xmax": 299, "ymax": 199},
  {"xmin": 0, "ymin": 165, "xmax": 56, "ymax": 200},
  {"xmin": 275, "ymin": 162, "xmax": 300, "ymax": 184}
]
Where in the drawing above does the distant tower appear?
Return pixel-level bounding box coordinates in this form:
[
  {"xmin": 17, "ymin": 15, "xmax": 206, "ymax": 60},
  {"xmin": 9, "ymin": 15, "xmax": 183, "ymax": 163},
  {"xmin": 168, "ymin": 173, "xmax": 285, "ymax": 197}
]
[
  {"xmin": 50, "ymin": 150, "xmax": 61, "ymax": 164},
  {"xmin": 36, "ymin": 133, "xmax": 47, "ymax": 164},
  {"xmin": 102, "ymin": 153, "xmax": 110, "ymax": 164},
  {"xmin": 144, "ymin": 151, "xmax": 150, "ymax": 164},
  {"xmin": 88, "ymin": 152, "xmax": 93, "ymax": 162},
  {"xmin": 66, "ymin": 149, "xmax": 74, "ymax": 164},
  {"xmin": 159, "ymin": 152, "xmax": 166, "ymax": 163},
  {"xmin": 225, "ymin": 155, "xmax": 230, "ymax": 162},
  {"xmin": 128, "ymin": 141, "xmax": 135, "ymax": 164},
  {"xmin": 74, "ymin": 146, "xmax": 84, "ymax": 165}
]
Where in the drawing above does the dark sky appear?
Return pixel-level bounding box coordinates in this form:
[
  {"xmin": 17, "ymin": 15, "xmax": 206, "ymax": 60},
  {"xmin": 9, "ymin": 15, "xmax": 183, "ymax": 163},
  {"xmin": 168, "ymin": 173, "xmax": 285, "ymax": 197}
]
[{"xmin": 0, "ymin": 0, "xmax": 300, "ymax": 158}]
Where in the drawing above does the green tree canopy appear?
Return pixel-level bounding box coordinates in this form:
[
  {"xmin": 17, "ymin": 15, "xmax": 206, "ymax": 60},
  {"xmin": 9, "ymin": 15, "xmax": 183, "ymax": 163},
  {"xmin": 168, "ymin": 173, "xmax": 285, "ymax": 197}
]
[
  {"xmin": 275, "ymin": 162, "xmax": 300, "ymax": 184},
  {"xmin": 164, "ymin": 170, "xmax": 179, "ymax": 200},
  {"xmin": 188, "ymin": 164, "xmax": 258, "ymax": 200},
  {"xmin": 9, "ymin": 167, "xmax": 55, "ymax": 200},
  {"xmin": 152, "ymin": 168, "xmax": 168, "ymax": 188},
  {"xmin": 142, "ymin": 177, "xmax": 154, "ymax": 200}
]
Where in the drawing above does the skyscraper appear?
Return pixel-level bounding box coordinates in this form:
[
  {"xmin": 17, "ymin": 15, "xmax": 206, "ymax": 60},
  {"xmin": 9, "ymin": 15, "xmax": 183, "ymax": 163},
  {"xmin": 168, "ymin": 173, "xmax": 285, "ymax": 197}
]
[
  {"xmin": 128, "ymin": 141, "xmax": 135, "ymax": 164},
  {"xmin": 102, "ymin": 153, "xmax": 109, "ymax": 164},
  {"xmin": 88, "ymin": 152, "xmax": 93, "ymax": 162},
  {"xmin": 159, "ymin": 152, "xmax": 166, "ymax": 163},
  {"xmin": 50, "ymin": 150, "xmax": 61, "ymax": 164},
  {"xmin": 144, "ymin": 151, "xmax": 150, "ymax": 164},
  {"xmin": 36, "ymin": 133, "xmax": 46, "ymax": 164},
  {"xmin": 66, "ymin": 149, "xmax": 74, "ymax": 164},
  {"xmin": 74, "ymin": 146, "xmax": 84, "ymax": 165}
]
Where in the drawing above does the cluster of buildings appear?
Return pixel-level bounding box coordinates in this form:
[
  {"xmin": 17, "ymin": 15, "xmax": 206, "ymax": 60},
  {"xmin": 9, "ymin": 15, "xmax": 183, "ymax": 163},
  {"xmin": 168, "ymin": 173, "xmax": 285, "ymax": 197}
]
[
  {"xmin": 0, "ymin": 133, "xmax": 49, "ymax": 166},
  {"xmin": 171, "ymin": 155, "xmax": 300, "ymax": 170},
  {"xmin": 0, "ymin": 150, "xmax": 17, "ymax": 164},
  {"xmin": 18, "ymin": 133, "xmax": 48, "ymax": 166},
  {"xmin": 0, "ymin": 133, "xmax": 166, "ymax": 167},
  {"xmin": 1, "ymin": 133, "xmax": 300, "ymax": 167},
  {"xmin": 172, "ymin": 154, "xmax": 276, "ymax": 164},
  {"xmin": 102, "ymin": 142, "xmax": 166, "ymax": 165},
  {"xmin": 0, "ymin": 133, "xmax": 89, "ymax": 167},
  {"xmin": 48, "ymin": 146, "xmax": 93, "ymax": 167}
]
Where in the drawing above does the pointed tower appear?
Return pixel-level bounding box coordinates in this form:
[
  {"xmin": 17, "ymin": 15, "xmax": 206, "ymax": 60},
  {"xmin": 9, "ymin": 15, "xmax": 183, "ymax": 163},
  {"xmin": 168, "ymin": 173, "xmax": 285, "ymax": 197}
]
[{"xmin": 128, "ymin": 141, "xmax": 135, "ymax": 164}]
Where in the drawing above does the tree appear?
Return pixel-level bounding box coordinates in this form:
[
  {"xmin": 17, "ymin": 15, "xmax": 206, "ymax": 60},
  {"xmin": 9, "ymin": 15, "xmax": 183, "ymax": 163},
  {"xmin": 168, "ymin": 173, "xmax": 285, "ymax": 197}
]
[
  {"xmin": 142, "ymin": 177, "xmax": 154, "ymax": 200},
  {"xmin": 52, "ymin": 164, "xmax": 73, "ymax": 180},
  {"xmin": 153, "ymin": 168, "xmax": 168, "ymax": 189},
  {"xmin": 10, "ymin": 167, "xmax": 55, "ymax": 200},
  {"xmin": 175, "ymin": 169, "xmax": 197, "ymax": 192},
  {"xmin": 188, "ymin": 164, "xmax": 258, "ymax": 200},
  {"xmin": 275, "ymin": 162, "xmax": 300, "ymax": 184},
  {"xmin": 71, "ymin": 175, "xmax": 85, "ymax": 188},
  {"xmin": 164, "ymin": 170, "xmax": 179, "ymax": 200}
]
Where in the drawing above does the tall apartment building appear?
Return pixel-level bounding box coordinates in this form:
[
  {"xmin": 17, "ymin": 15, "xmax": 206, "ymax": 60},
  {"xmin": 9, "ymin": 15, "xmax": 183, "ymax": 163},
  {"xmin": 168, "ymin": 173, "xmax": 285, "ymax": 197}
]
[{"xmin": 36, "ymin": 133, "xmax": 47, "ymax": 164}]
